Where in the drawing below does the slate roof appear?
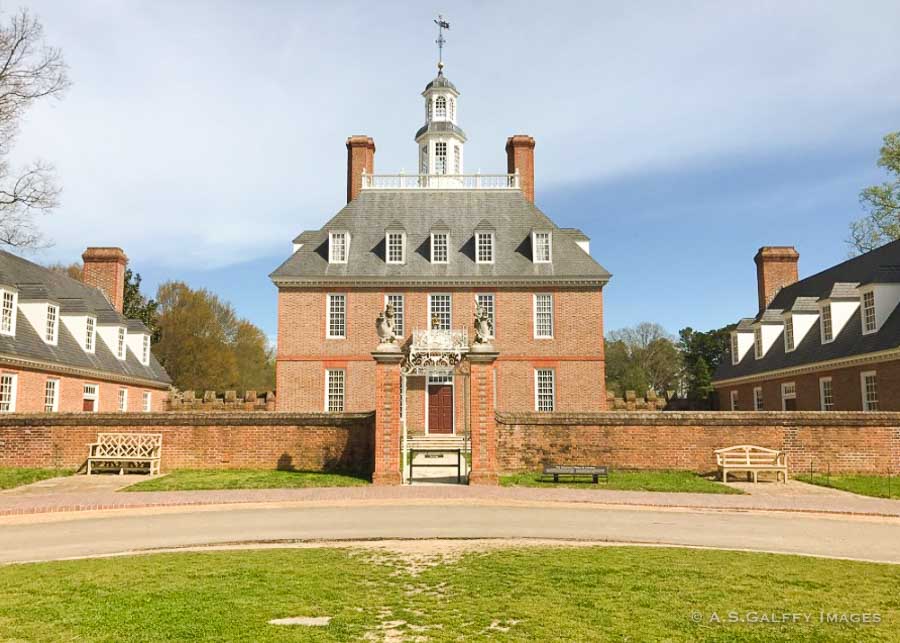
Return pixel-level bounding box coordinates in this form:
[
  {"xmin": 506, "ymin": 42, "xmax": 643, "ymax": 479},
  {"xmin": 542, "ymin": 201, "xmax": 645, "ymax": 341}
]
[
  {"xmin": 714, "ymin": 239, "xmax": 900, "ymax": 383},
  {"xmin": 424, "ymin": 74, "xmax": 458, "ymax": 93},
  {"xmin": 415, "ymin": 121, "xmax": 467, "ymax": 142},
  {"xmin": 270, "ymin": 190, "xmax": 611, "ymax": 285},
  {"xmin": 0, "ymin": 250, "xmax": 170, "ymax": 387}
]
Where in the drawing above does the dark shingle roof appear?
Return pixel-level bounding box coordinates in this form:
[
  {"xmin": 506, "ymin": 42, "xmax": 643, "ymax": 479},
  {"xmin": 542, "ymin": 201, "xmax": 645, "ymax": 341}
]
[
  {"xmin": 0, "ymin": 250, "xmax": 170, "ymax": 386},
  {"xmin": 424, "ymin": 74, "xmax": 458, "ymax": 93},
  {"xmin": 270, "ymin": 190, "xmax": 611, "ymax": 285},
  {"xmin": 788, "ymin": 297, "xmax": 820, "ymax": 314},
  {"xmin": 414, "ymin": 121, "xmax": 467, "ymax": 142}
]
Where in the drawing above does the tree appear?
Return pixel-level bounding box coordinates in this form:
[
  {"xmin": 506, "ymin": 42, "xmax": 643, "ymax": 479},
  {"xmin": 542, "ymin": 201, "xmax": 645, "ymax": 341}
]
[
  {"xmin": 678, "ymin": 325, "xmax": 735, "ymax": 406},
  {"xmin": 606, "ymin": 322, "xmax": 682, "ymax": 396},
  {"xmin": 45, "ymin": 261, "xmax": 81, "ymax": 281},
  {"xmin": 849, "ymin": 132, "xmax": 900, "ymax": 254},
  {"xmin": 122, "ymin": 269, "xmax": 159, "ymax": 340},
  {"xmin": 0, "ymin": 9, "xmax": 70, "ymax": 249}
]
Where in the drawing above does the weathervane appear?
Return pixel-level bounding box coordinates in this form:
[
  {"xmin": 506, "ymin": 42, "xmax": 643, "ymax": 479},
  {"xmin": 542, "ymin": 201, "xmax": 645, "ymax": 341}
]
[{"xmin": 434, "ymin": 14, "xmax": 450, "ymax": 73}]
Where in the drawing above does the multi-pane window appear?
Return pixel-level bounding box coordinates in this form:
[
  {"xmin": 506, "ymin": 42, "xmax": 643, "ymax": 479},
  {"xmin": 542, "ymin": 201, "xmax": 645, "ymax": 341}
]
[
  {"xmin": 821, "ymin": 304, "xmax": 833, "ymax": 342},
  {"xmin": 435, "ymin": 96, "xmax": 447, "ymax": 118},
  {"xmin": 46, "ymin": 304, "xmax": 58, "ymax": 343},
  {"xmin": 142, "ymin": 391, "xmax": 152, "ymax": 413},
  {"xmin": 1, "ymin": 290, "xmax": 15, "ymax": 335},
  {"xmin": 862, "ymin": 291, "xmax": 877, "ymax": 333},
  {"xmin": 426, "ymin": 98, "xmax": 432, "ymax": 121},
  {"xmin": 449, "ymin": 97, "xmax": 455, "ymax": 121},
  {"xmin": 428, "ymin": 294, "xmax": 451, "ymax": 330},
  {"xmin": 476, "ymin": 293, "xmax": 495, "ymax": 338},
  {"xmin": 431, "ymin": 232, "xmax": 449, "ymax": 263},
  {"xmin": 781, "ymin": 382, "xmax": 797, "ymax": 411},
  {"xmin": 753, "ymin": 387, "xmax": 763, "ymax": 411},
  {"xmin": 386, "ymin": 231, "xmax": 405, "ymax": 264},
  {"xmin": 730, "ymin": 333, "xmax": 740, "ymax": 365},
  {"xmin": 142, "ymin": 335, "xmax": 150, "ymax": 364},
  {"xmin": 784, "ymin": 317, "xmax": 795, "ymax": 351},
  {"xmin": 44, "ymin": 379, "xmax": 59, "ymax": 413},
  {"xmin": 326, "ymin": 294, "xmax": 346, "ymax": 338},
  {"xmin": 329, "ymin": 231, "xmax": 348, "ymax": 264},
  {"xmin": 535, "ymin": 369, "xmax": 555, "ymax": 412},
  {"xmin": 453, "ymin": 145, "xmax": 460, "ymax": 174},
  {"xmin": 861, "ymin": 371, "xmax": 879, "ymax": 411},
  {"xmin": 85, "ymin": 316, "xmax": 95, "ymax": 352},
  {"xmin": 534, "ymin": 294, "xmax": 553, "ymax": 338},
  {"xmin": 118, "ymin": 388, "xmax": 128, "ymax": 412},
  {"xmin": 421, "ymin": 145, "xmax": 428, "ymax": 173},
  {"xmin": 117, "ymin": 327, "xmax": 126, "ymax": 359},
  {"xmin": 533, "ymin": 231, "xmax": 552, "ymax": 263},
  {"xmin": 819, "ymin": 377, "xmax": 834, "ymax": 411},
  {"xmin": 476, "ymin": 232, "xmax": 494, "ymax": 264},
  {"xmin": 753, "ymin": 327, "xmax": 763, "ymax": 359},
  {"xmin": 83, "ymin": 384, "xmax": 98, "ymax": 413},
  {"xmin": 386, "ymin": 294, "xmax": 404, "ymax": 337},
  {"xmin": 0, "ymin": 373, "xmax": 15, "ymax": 412},
  {"xmin": 730, "ymin": 390, "xmax": 739, "ymax": 411},
  {"xmin": 435, "ymin": 142, "xmax": 447, "ymax": 175},
  {"xmin": 326, "ymin": 369, "xmax": 345, "ymax": 412}
]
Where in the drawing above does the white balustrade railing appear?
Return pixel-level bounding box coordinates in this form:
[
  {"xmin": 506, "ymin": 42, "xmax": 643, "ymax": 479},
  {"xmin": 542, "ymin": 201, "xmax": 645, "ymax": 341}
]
[{"xmin": 362, "ymin": 172, "xmax": 519, "ymax": 190}]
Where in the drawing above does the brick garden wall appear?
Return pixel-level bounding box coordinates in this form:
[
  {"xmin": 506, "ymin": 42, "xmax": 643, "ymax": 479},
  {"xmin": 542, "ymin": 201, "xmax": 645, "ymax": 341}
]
[
  {"xmin": 496, "ymin": 412, "xmax": 900, "ymax": 475},
  {"xmin": 0, "ymin": 412, "xmax": 374, "ymax": 476}
]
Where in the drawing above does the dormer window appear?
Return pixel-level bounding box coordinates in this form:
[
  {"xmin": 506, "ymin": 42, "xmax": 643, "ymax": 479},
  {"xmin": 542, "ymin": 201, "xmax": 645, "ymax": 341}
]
[
  {"xmin": 753, "ymin": 327, "xmax": 763, "ymax": 359},
  {"xmin": 0, "ymin": 289, "xmax": 16, "ymax": 336},
  {"xmin": 532, "ymin": 231, "xmax": 552, "ymax": 263},
  {"xmin": 45, "ymin": 304, "xmax": 58, "ymax": 344},
  {"xmin": 821, "ymin": 304, "xmax": 833, "ymax": 343},
  {"xmin": 476, "ymin": 232, "xmax": 494, "ymax": 264},
  {"xmin": 142, "ymin": 334, "xmax": 150, "ymax": 364},
  {"xmin": 730, "ymin": 333, "xmax": 740, "ymax": 365},
  {"xmin": 85, "ymin": 317, "xmax": 95, "ymax": 352},
  {"xmin": 431, "ymin": 232, "xmax": 449, "ymax": 264},
  {"xmin": 862, "ymin": 290, "xmax": 877, "ymax": 334},
  {"xmin": 784, "ymin": 316, "xmax": 795, "ymax": 351},
  {"xmin": 435, "ymin": 95, "xmax": 446, "ymax": 119},
  {"xmin": 117, "ymin": 327, "xmax": 126, "ymax": 359},
  {"xmin": 328, "ymin": 231, "xmax": 349, "ymax": 264},
  {"xmin": 386, "ymin": 231, "xmax": 406, "ymax": 264}
]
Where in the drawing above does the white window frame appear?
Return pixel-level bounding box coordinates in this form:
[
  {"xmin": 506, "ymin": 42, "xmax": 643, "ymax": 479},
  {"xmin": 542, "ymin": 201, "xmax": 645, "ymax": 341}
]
[
  {"xmin": 386, "ymin": 231, "xmax": 406, "ymax": 265},
  {"xmin": 428, "ymin": 293, "xmax": 452, "ymax": 331},
  {"xmin": 533, "ymin": 293, "xmax": 554, "ymax": 339},
  {"xmin": 430, "ymin": 231, "xmax": 449, "ymax": 264},
  {"xmin": 385, "ymin": 294, "xmax": 404, "ymax": 337},
  {"xmin": 861, "ymin": 370, "xmax": 879, "ymax": 412},
  {"xmin": 532, "ymin": 231, "xmax": 552, "ymax": 263},
  {"xmin": 325, "ymin": 368, "xmax": 345, "ymax": 413},
  {"xmin": 730, "ymin": 390, "xmax": 739, "ymax": 411},
  {"xmin": 475, "ymin": 231, "xmax": 494, "ymax": 265},
  {"xmin": 142, "ymin": 391, "xmax": 152, "ymax": 413},
  {"xmin": 141, "ymin": 334, "xmax": 150, "ymax": 365},
  {"xmin": 730, "ymin": 333, "xmax": 740, "ymax": 365},
  {"xmin": 534, "ymin": 368, "xmax": 555, "ymax": 412},
  {"xmin": 820, "ymin": 304, "xmax": 833, "ymax": 343},
  {"xmin": 453, "ymin": 144, "xmax": 460, "ymax": 173},
  {"xmin": 861, "ymin": 290, "xmax": 877, "ymax": 334},
  {"xmin": 116, "ymin": 326, "xmax": 126, "ymax": 359},
  {"xmin": 783, "ymin": 316, "xmax": 795, "ymax": 352},
  {"xmin": 326, "ymin": 294, "xmax": 346, "ymax": 339},
  {"xmin": 117, "ymin": 387, "xmax": 128, "ymax": 412},
  {"xmin": 819, "ymin": 377, "xmax": 834, "ymax": 411},
  {"xmin": 328, "ymin": 231, "xmax": 349, "ymax": 264},
  {"xmin": 83, "ymin": 383, "xmax": 99, "ymax": 413},
  {"xmin": 46, "ymin": 303, "xmax": 59, "ymax": 345},
  {"xmin": 781, "ymin": 382, "xmax": 797, "ymax": 410},
  {"xmin": 435, "ymin": 141, "xmax": 447, "ymax": 175},
  {"xmin": 0, "ymin": 373, "xmax": 16, "ymax": 413},
  {"xmin": 476, "ymin": 293, "xmax": 495, "ymax": 338},
  {"xmin": 0, "ymin": 289, "xmax": 16, "ymax": 336},
  {"xmin": 753, "ymin": 327, "xmax": 763, "ymax": 359},
  {"xmin": 44, "ymin": 378, "xmax": 59, "ymax": 413},
  {"xmin": 85, "ymin": 316, "xmax": 96, "ymax": 353},
  {"xmin": 753, "ymin": 386, "xmax": 763, "ymax": 411},
  {"xmin": 435, "ymin": 95, "xmax": 447, "ymax": 119}
]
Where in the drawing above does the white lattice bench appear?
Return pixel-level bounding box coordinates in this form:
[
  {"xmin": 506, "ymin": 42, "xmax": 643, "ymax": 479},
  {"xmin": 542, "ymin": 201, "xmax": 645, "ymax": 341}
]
[
  {"xmin": 715, "ymin": 444, "xmax": 787, "ymax": 483},
  {"xmin": 86, "ymin": 433, "xmax": 162, "ymax": 476}
]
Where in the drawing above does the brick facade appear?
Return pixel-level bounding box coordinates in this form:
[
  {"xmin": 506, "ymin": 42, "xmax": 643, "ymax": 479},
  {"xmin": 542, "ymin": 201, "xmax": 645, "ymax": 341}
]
[{"xmin": 82, "ymin": 247, "xmax": 127, "ymax": 313}]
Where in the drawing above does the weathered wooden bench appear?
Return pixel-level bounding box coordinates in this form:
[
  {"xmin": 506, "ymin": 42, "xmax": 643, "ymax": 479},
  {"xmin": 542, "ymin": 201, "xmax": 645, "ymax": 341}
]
[
  {"xmin": 715, "ymin": 445, "xmax": 787, "ymax": 483},
  {"xmin": 542, "ymin": 465, "xmax": 609, "ymax": 484},
  {"xmin": 86, "ymin": 433, "xmax": 162, "ymax": 476}
]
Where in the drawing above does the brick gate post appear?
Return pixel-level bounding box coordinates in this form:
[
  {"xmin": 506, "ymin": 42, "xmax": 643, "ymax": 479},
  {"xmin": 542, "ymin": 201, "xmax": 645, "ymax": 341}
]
[
  {"xmin": 468, "ymin": 348, "xmax": 499, "ymax": 485},
  {"xmin": 371, "ymin": 348, "xmax": 404, "ymax": 485}
]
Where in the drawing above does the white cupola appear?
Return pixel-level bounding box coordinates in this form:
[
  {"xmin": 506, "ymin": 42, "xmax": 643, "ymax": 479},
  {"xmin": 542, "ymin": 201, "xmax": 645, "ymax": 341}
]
[{"xmin": 415, "ymin": 62, "xmax": 467, "ymax": 177}]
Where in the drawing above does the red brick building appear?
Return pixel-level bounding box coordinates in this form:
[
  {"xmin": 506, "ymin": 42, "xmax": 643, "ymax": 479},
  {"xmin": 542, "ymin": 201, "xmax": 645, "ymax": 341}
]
[
  {"xmin": 270, "ymin": 66, "xmax": 611, "ymax": 459},
  {"xmin": 713, "ymin": 242, "xmax": 900, "ymax": 411},
  {"xmin": 0, "ymin": 247, "xmax": 170, "ymax": 413}
]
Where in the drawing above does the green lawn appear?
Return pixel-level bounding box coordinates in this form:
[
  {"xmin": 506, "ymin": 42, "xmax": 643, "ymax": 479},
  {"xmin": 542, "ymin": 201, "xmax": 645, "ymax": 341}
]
[
  {"xmin": 0, "ymin": 546, "xmax": 896, "ymax": 641},
  {"xmin": 123, "ymin": 469, "xmax": 370, "ymax": 492},
  {"xmin": 798, "ymin": 473, "xmax": 900, "ymax": 499},
  {"xmin": 500, "ymin": 469, "xmax": 743, "ymax": 494},
  {"xmin": 0, "ymin": 467, "xmax": 71, "ymax": 490}
]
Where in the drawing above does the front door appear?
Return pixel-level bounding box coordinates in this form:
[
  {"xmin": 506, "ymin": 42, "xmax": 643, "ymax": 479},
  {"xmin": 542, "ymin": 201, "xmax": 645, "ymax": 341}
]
[{"xmin": 428, "ymin": 385, "xmax": 454, "ymax": 434}]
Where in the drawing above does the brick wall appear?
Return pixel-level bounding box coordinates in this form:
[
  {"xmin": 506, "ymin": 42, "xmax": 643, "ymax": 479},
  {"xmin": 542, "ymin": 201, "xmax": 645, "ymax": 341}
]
[
  {"xmin": 496, "ymin": 411, "xmax": 900, "ymax": 475},
  {"xmin": 0, "ymin": 412, "xmax": 374, "ymax": 475}
]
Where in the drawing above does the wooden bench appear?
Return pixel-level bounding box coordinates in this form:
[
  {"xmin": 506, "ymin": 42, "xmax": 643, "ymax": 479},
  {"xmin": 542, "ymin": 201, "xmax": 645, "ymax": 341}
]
[
  {"xmin": 542, "ymin": 465, "xmax": 609, "ymax": 484},
  {"xmin": 715, "ymin": 445, "xmax": 787, "ymax": 483},
  {"xmin": 86, "ymin": 433, "xmax": 162, "ymax": 476}
]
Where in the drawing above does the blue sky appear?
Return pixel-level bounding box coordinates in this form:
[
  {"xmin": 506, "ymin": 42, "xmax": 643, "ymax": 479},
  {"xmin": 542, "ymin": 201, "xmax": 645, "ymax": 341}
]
[{"xmin": 14, "ymin": 1, "xmax": 900, "ymax": 342}]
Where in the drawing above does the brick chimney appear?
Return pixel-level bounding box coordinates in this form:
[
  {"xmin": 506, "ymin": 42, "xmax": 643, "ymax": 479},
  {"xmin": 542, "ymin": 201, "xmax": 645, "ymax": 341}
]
[
  {"xmin": 82, "ymin": 247, "xmax": 127, "ymax": 313},
  {"xmin": 506, "ymin": 135, "xmax": 536, "ymax": 203},
  {"xmin": 754, "ymin": 246, "xmax": 799, "ymax": 313},
  {"xmin": 346, "ymin": 135, "xmax": 375, "ymax": 203}
]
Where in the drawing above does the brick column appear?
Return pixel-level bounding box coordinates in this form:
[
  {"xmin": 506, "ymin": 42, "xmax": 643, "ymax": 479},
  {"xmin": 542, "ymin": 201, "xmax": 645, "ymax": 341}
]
[
  {"xmin": 371, "ymin": 349, "xmax": 403, "ymax": 485},
  {"xmin": 468, "ymin": 349, "xmax": 499, "ymax": 485}
]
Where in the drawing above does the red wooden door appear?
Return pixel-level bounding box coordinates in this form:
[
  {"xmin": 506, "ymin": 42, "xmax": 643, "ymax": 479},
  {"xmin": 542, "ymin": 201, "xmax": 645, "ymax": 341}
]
[
  {"xmin": 428, "ymin": 385, "xmax": 454, "ymax": 434},
  {"xmin": 83, "ymin": 398, "xmax": 94, "ymax": 412}
]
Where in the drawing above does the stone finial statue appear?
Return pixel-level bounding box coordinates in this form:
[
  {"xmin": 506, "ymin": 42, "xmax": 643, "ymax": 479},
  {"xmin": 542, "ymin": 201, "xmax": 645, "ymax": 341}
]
[
  {"xmin": 473, "ymin": 298, "xmax": 493, "ymax": 344},
  {"xmin": 375, "ymin": 303, "xmax": 397, "ymax": 345}
]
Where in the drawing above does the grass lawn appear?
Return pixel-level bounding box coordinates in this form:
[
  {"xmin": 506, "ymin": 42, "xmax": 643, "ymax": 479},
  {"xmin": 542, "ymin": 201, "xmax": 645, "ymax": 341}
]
[
  {"xmin": 123, "ymin": 469, "xmax": 370, "ymax": 492},
  {"xmin": 500, "ymin": 469, "xmax": 743, "ymax": 494},
  {"xmin": 0, "ymin": 546, "xmax": 896, "ymax": 641},
  {"xmin": 797, "ymin": 473, "xmax": 900, "ymax": 499},
  {"xmin": 0, "ymin": 467, "xmax": 71, "ymax": 490}
]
